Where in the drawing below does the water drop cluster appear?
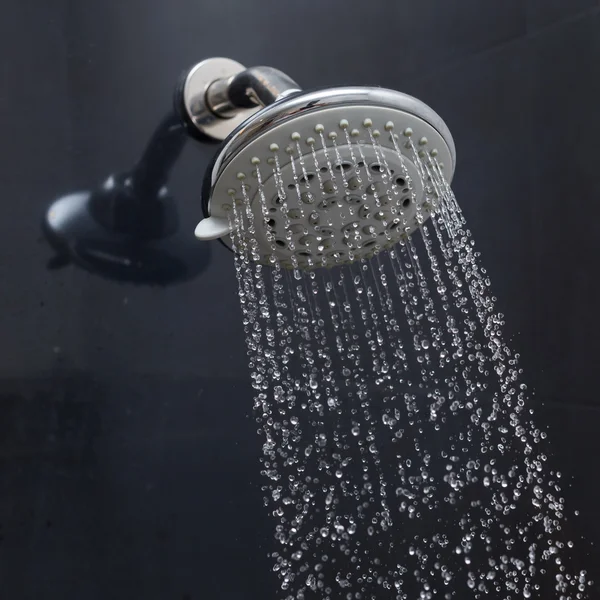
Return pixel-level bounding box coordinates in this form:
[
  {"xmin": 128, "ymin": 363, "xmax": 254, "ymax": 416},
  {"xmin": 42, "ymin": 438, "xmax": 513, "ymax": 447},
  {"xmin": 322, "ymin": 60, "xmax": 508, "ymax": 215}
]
[{"xmin": 226, "ymin": 127, "xmax": 591, "ymax": 599}]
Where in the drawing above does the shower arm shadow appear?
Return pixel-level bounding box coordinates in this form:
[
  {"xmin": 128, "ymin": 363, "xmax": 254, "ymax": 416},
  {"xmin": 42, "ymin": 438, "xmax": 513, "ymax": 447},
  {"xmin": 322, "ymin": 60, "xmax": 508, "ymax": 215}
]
[
  {"xmin": 43, "ymin": 58, "xmax": 300, "ymax": 285},
  {"xmin": 90, "ymin": 64, "xmax": 299, "ymax": 238}
]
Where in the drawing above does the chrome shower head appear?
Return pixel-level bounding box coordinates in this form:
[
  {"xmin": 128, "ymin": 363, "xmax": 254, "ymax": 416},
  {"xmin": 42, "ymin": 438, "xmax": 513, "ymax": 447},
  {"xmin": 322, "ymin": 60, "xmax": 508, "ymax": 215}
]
[
  {"xmin": 191, "ymin": 58, "xmax": 456, "ymax": 270},
  {"xmin": 42, "ymin": 56, "xmax": 455, "ymax": 283}
]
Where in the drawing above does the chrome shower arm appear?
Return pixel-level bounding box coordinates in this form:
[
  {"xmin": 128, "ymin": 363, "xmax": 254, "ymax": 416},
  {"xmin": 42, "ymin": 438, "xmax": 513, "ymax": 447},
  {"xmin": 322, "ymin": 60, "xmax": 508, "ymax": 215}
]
[
  {"xmin": 181, "ymin": 58, "xmax": 300, "ymax": 142},
  {"xmin": 206, "ymin": 66, "xmax": 300, "ymax": 116}
]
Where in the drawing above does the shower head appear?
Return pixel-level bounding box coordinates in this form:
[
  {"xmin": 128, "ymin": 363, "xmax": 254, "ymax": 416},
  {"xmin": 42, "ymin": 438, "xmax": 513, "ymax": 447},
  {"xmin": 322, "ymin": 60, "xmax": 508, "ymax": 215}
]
[
  {"xmin": 42, "ymin": 56, "xmax": 455, "ymax": 284},
  {"xmin": 190, "ymin": 59, "xmax": 456, "ymax": 270}
]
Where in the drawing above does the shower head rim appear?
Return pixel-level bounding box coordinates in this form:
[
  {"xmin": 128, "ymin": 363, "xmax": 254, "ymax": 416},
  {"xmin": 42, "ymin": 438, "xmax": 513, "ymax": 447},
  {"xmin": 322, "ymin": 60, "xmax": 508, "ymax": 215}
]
[
  {"xmin": 198, "ymin": 86, "xmax": 457, "ymax": 268},
  {"xmin": 207, "ymin": 86, "xmax": 456, "ymax": 192}
]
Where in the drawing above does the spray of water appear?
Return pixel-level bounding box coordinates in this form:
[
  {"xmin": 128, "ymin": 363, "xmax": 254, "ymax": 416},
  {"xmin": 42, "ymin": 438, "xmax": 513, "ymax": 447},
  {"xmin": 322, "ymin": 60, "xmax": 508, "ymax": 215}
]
[{"xmin": 225, "ymin": 131, "xmax": 591, "ymax": 600}]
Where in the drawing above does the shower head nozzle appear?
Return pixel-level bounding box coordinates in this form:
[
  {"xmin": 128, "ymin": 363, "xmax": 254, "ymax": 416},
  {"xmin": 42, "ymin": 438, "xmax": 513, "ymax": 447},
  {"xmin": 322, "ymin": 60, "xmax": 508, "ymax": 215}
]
[{"xmin": 191, "ymin": 59, "xmax": 456, "ymax": 271}]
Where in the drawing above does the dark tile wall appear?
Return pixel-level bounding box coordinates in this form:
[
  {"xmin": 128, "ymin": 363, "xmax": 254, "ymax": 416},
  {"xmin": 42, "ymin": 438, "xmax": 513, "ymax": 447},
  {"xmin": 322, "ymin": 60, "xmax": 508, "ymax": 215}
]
[
  {"xmin": 1, "ymin": 1, "xmax": 599, "ymax": 598},
  {"xmin": 528, "ymin": 13, "xmax": 600, "ymax": 403},
  {"xmin": 527, "ymin": 0, "xmax": 597, "ymax": 30}
]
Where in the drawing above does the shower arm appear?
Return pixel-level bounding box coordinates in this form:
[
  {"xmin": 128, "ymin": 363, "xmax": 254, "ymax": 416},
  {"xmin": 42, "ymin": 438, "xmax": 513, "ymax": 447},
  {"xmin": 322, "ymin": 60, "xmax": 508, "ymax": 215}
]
[
  {"xmin": 181, "ymin": 58, "xmax": 301, "ymax": 143},
  {"xmin": 204, "ymin": 66, "xmax": 301, "ymax": 116}
]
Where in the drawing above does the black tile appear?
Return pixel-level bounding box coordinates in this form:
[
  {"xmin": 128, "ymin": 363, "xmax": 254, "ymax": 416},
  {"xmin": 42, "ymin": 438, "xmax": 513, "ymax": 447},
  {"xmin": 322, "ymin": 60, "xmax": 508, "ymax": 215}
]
[
  {"xmin": 65, "ymin": 0, "xmax": 526, "ymax": 91},
  {"xmin": 0, "ymin": 0, "xmax": 70, "ymax": 185},
  {"xmin": 0, "ymin": 374, "xmax": 272, "ymax": 599},
  {"xmin": 528, "ymin": 13, "xmax": 600, "ymax": 403},
  {"xmin": 527, "ymin": 0, "xmax": 597, "ymax": 31}
]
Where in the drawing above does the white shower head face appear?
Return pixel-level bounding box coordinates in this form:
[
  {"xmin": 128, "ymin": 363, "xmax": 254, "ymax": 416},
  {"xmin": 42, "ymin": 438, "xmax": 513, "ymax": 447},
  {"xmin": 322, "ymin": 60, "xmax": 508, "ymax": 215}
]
[{"xmin": 196, "ymin": 88, "xmax": 456, "ymax": 270}]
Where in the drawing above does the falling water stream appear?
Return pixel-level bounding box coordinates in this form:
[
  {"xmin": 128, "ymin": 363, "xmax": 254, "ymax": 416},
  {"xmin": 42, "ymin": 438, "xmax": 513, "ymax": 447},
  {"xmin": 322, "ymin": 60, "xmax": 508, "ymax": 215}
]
[{"xmin": 226, "ymin": 133, "xmax": 591, "ymax": 600}]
